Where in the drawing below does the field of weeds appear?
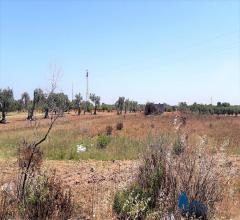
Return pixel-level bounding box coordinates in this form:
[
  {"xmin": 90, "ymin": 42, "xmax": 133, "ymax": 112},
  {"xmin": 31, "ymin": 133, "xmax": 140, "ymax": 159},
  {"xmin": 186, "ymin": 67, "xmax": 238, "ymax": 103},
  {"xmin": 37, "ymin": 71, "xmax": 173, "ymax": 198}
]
[
  {"xmin": 1, "ymin": 112, "xmax": 240, "ymax": 159},
  {"xmin": 0, "ymin": 112, "xmax": 240, "ymax": 219}
]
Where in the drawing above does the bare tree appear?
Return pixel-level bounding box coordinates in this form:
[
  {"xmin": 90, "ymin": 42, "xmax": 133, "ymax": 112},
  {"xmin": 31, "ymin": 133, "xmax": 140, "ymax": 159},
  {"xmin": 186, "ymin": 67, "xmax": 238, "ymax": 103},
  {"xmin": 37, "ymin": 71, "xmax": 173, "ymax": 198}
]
[
  {"xmin": 17, "ymin": 114, "xmax": 58, "ymax": 201},
  {"xmin": 43, "ymin": 63, "xmax": 62, "ymax": 119},
  {"xmin": 49, "ymin": 63, "xmax": 62, "ymax": 93}
]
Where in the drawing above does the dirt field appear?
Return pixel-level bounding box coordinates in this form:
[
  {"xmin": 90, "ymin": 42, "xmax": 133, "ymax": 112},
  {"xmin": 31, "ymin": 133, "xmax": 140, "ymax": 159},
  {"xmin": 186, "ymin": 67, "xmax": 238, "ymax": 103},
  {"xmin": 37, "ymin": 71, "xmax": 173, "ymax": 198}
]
[{"xmin": 0, "ymin": 112, "xmax": 240, "ymax": 219}]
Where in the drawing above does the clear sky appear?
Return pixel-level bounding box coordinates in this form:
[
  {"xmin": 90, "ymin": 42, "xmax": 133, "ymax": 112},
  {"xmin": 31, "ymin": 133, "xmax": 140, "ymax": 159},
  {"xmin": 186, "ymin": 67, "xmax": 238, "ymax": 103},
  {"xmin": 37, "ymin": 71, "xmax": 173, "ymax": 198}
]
[{"xmin": 0, "ymin": 0, "xmax": 239, "ymax": 105}]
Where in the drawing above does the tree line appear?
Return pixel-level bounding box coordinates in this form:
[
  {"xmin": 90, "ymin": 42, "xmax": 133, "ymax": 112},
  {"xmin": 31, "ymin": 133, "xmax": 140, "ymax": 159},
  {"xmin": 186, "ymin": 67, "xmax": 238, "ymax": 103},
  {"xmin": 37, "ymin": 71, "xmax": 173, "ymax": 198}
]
[
  {"xmin": 0, "ymin": 87, "xmax": 144, "ymax": 123},
  {"xmin": 1, "ymin": 87, "xmax": 239, "ymax": 123},
  {"xmin": 168, "ymin": 102, "xmax": 240, "ymax": 116}
]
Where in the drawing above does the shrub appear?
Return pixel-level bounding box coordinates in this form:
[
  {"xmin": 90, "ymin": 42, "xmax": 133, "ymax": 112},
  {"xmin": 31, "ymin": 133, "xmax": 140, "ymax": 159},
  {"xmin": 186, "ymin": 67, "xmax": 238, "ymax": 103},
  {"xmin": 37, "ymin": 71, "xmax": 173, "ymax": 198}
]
[
  {"xmin": 97, "ymin": 134, "xmax": 111, "ymax": 148},
  {"xmin": 113, "ymin": 189, "xmax": 129, "ymax": 215},
  {"xmin": 116, "ymin": 122, "xmax": 123, "ymax": 130},
  {"xmin": 172, "ymin": 135, "xmax": 185, "ymax": 155},
  {"xmin": 15, "ymin": 122, "xmax": 74, "ymax": 220},
  {"xmin": 0, "ymin": 190, "xmax": 16, "ymax": 219},
  {"xmin": 138, "ymin": 138, "xmax": 178, "ymax": 211},
  {"xmin": 114, "ymin": 136, "xmax": 227, "ymax": 219},
  {"xmin": 106, "ymin": 125, "xmax": 113, "ymax": 136},
  {"xmin": 18, "ymin": 171, "xmax": 73, "ymax": 220},
  {"xmin": 113, "ymin": 185, "xmax": 151, "ymax": 219}
]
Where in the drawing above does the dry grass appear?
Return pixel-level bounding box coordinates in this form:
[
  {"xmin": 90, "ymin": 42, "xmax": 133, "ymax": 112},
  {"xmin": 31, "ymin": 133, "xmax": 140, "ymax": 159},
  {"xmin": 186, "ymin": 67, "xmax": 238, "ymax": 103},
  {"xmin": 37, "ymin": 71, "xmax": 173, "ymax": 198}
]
[
  {"xmin": 0, "ymin": 111, "xmax": 240, "ymax": 219},
  {"xmin": 0, "ymin": 159, "xmax": 139, "ymax": 219},
  {"xmin": 1, "ymin": 112, "xmax": 240, "ymax": 159}
]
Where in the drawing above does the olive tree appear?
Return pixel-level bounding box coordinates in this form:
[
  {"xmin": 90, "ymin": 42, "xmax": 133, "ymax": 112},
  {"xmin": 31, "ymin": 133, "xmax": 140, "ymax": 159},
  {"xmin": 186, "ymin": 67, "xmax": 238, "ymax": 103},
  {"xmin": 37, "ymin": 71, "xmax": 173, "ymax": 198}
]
[
  {"xmin": 0, "ymin": 88, "xmax": 14, "ymax": 123},
  {"xmin": 124, "ymin": 99, "xmax": 130, "ymax": 114},
  {"xmin": 73, "ymin": 93, "xmax": 83, "ymax": 115},
  {"xmin": 129, "ymin": 101, "xmax": 138, "ymax": 112},
  {"xmin": 90, "ymin": 93, "xmax": 100, "ymax": 115},
  {"xmin": 47, "ymin": 92, "xmax": 70, "ymax": 117},
  {"xmin": 115, "ymin": 97, "xmax": 125, "ymax": 115},
  {"xmin": 83, "ymin": 101, "xmax": 93, "ymax": 114},
  {"xmin": 21, "ymin": 92, "xmax": 30, "ymax": 112},
  {"xmin": 27, "ymin": 88, "xmax": 45, "ymax": 120}
]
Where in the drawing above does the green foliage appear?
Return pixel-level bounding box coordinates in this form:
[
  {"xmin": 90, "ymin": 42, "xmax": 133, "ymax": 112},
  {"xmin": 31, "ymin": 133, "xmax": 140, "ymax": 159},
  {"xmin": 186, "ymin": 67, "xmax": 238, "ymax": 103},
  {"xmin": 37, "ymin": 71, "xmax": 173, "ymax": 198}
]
[
  {"xmin": 163, "ymin": 103, "xmax": 174, "ymax": 112},
  {"xmin": 0, "ymin": 127, "xmax": 145, "ymax": 160},
  {"xmin": 124, "ymin": 99, "xmax": 139, "ymax": 113},
  {"xmin": 73, "ymin": 93, "xmax": 83, "ymax": 115},
  {"xmin": 113, "ymin": 138, "xmax": 168, "ymax": 219},
  {"xmin": 138, "ymin": 146, "xmax": 165, "ymax": 208},
  {"xmin": 115, "ymin": 97, "xmax": 125, "ymax": 114},
  {"xmin": 101, "ymin": 103, "xmax": 113, "ymax": 112},
  {"xmin": 90, "ymin": 93, "xmax": 100, "ymax": 114},
  {"xmin": 188, "ymin": 102, "xmax": 240, "ymax": 116},
  {"xmin": 0, "ymin": 88, "xmax": 14, "ymax": 123},
  {"xmin": 21, "ymin": 92, "xmax": 30, "ymax": 111},
  {"xmin": 82, "ymin": 100, "xmax": 94, "ymax": 113},
  {"xmin": 129, "ymin": 101, "xmax": 138, "ymax": 113},
  {"xmin": 113, "ymin": 185, "xmax": 151, "ymax": 220},
  {"xmin": 27, "ymin": 88, "xmax": 46, "ymax": 120},
  {"xmin": 124, "ymin": 98, "xmax": 130, "ymax": 113},
  {"xmin": 178, "ymin": 102, "xmax": 188, "ymax": 113},
  {"xmin": 97, "ymin": 134, "xmax": 111, "ymax": 148},
  {"xmin": 18, "ymin": 172, "xmax": 73, "ymax": 220},
  {"xmin": 47, "ymin": 92, "xmax": 69, "ymax": 111},
  {"xmin": 173, "ymin": 135, "xmax": 184, "ymax": 155}
]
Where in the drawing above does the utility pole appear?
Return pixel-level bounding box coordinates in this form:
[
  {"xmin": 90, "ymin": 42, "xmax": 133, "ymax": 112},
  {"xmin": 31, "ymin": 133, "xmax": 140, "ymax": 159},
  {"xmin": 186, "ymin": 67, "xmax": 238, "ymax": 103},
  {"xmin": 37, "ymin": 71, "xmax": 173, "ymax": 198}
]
[
  {"xmin": 71, "ymin": 82, "xmax": 74, "ymax": 102},
  {"xmin": 84, "ymin": 70, "xmax": 89, "ymax": 114},
  {"xmin": 86, "ymin": 70, "xmax": 89, "ymax": 102}
]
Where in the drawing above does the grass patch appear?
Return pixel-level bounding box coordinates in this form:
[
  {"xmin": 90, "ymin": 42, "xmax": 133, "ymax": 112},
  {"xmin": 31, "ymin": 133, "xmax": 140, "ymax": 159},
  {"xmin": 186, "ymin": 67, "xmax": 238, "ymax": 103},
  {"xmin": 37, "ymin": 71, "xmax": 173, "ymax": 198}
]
[
  {"xmin": 0, "ymin": 130, "xmax": 145, "ymax": 160},
  {"xmin": 233, "ymin": 146, "xmax": 240, "ymax": 155},
  {"xmin": 44, "ymin": 136, "xmax": 145, "ymax": 161},
  {"xmin": 1, "ymin": 112, "xmax": 240, "ymax": 160}
]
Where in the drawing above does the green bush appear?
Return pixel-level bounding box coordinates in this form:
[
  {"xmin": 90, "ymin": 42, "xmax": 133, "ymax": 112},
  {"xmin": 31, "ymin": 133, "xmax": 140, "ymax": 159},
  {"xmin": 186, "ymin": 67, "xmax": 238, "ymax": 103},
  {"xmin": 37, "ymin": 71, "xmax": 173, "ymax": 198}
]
[
  {"xmin": 172, "ymin": 135, "xmax": 184, "ymax": 155},
  {"xmin": 97, "ymin": 134, "xmax": 111, "ymax": 148},
  {"xmin": 113, "ymin": 190, "xmax": 129, "ymax": 215},
  {"xmin": 113, "ymin": 185, "xmax": 151, "ymax": 219},
  {"xmin": 138, "ymin": 150, "xmax": 164, "ymax": 208},
  {"xmin": 18, "ymin": 172, "xmax": 73, "ymax": 220},
  {"xmin": 114, "ymin": 135, "xmax": 224, "ymax": 219}
]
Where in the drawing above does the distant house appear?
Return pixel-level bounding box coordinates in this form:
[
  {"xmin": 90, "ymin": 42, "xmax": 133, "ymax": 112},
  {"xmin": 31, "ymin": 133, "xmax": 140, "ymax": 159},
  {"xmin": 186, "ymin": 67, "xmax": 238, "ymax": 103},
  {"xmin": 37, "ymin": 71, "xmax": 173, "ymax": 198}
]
[{"xmin": 144, "ymin": 103, "xmax": 164, "ymax": 115}]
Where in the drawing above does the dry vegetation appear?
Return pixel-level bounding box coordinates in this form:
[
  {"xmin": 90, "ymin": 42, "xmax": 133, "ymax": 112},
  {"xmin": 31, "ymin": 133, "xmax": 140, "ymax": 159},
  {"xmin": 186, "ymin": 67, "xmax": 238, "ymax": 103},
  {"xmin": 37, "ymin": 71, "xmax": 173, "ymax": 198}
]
[{"xmin": 0, "ymin": 111, "xmax": 240, "ymax": 219}]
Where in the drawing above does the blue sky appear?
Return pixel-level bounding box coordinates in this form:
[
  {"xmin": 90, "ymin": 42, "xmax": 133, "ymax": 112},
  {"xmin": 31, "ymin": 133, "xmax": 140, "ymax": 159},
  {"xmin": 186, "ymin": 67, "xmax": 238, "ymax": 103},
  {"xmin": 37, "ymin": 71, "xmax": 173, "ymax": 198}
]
[{"xmin": 0, "ymin": 0, "xmax": 239, "ymax": 105}]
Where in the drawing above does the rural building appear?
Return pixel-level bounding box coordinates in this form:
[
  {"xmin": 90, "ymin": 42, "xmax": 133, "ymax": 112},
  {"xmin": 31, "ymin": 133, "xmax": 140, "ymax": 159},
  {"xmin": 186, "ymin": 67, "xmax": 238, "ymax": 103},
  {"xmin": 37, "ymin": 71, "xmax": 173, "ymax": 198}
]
[{"xmin": 144, "ymin": 103, "xmax": 164, "ymax": 115}]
